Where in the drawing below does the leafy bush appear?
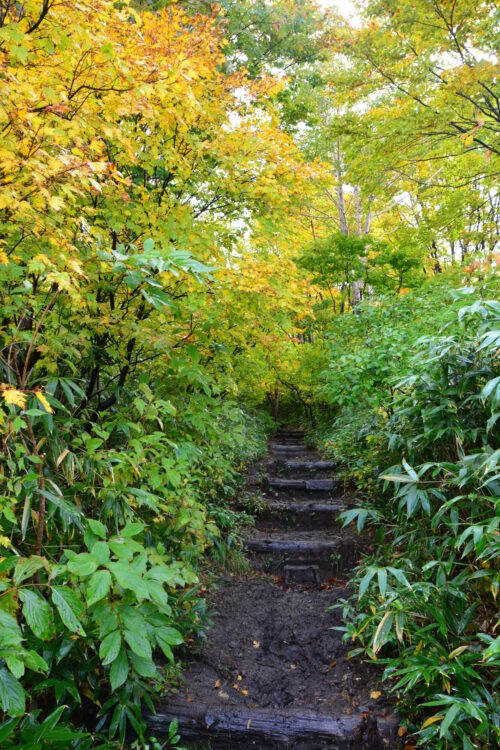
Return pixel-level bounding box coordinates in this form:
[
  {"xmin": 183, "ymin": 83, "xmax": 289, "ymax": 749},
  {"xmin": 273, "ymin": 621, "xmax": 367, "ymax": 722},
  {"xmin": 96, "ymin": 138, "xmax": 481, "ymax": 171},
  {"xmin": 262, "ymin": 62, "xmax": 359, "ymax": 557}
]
[
  {"xmin": 0, "ymin": 378, "xmax": 270, "ymax": 746},
  {"xmin": 316, "ymin": 278, "xmax": 500, "ymax": 749}
]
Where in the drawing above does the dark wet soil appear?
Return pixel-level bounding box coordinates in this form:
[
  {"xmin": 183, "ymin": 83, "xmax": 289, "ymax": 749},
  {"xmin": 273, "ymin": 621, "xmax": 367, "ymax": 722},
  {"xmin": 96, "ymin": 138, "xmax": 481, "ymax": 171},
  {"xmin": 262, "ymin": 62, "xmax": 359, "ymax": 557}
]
[{"xmin": 180, "ymin": 574, "xmax": 390, "ymax": 717}]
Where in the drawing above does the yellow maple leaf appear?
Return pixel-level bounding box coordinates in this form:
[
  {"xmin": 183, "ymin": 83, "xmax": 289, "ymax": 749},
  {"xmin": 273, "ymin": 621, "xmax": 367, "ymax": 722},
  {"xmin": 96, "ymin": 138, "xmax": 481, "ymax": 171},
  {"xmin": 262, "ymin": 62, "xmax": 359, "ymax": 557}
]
[
  {"xmin": 1, "ymin": 387, "xmax": 26, "ymax": 409},
  {"xmin": 35, "ymin": 390, "xmax": 54, "ymax": 414}
]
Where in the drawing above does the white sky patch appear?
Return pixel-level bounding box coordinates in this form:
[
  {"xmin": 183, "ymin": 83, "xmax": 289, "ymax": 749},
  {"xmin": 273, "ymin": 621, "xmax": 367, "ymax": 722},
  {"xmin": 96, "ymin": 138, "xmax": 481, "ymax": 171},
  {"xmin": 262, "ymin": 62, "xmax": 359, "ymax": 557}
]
[{"xmin": 317, "ymin": 0, "xmax": 360, "ymax": 24}]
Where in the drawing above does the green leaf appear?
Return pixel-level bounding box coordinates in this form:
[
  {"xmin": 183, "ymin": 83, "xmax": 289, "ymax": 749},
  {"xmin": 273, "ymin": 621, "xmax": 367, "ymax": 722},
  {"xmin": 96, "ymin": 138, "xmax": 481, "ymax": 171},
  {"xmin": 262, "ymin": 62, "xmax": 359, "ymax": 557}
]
[
  {"xmin": 67, "ymin": 552, "xmax": 99, "ymax": 577},
  {"xmin": 51, "ymin": 586, "xmax": 85, "ymax": 635},
  {"xmin": 440, "ymin": 702, "xmax": 461, "ymax": 737},
  {"xmin": 87, "ymin": 519, "xmax": 107, "ymax": 539},
  {"xmin": 0, "ymin": 609, "xmax": 22, "ymax": 648},
  {"xmin": 0, "ymin": 717, "xmax": 20, "ymax": 744},
  {"xmin": 124, "ymin": 629, "xmax": 152, "ymax": 659},
  {"xmin": 0, "ymin": 668, "xmax": 25, "ymax": 717},
  {"xmin": 5, "ymin": 657, "xmax": 24, "ymax": 680},
  {"xmin": 91, "ymin": 541, "xmax": 110, "ymax": 565},
  {"xmin": 13, "ymin": 555, "xmax": 46, "ymax": 584},
  {"xmin": 86, "ymin": 569, "xmax": 112, "ymax": 606},
  {"xmin": 23, "ymin": 650, "xmax": 48, "ymax": 674},
  {"xmin": 110, "ymin": 646, "xmax": 129, "ymax": 691},
  {"xmin": 377, "ymin": 567, "xmax": 388, "ymax": 597},
  {"xmin": 119, "ymin": 522, "xmax": 145, "ymax": 538},
  {"xmin": 99, "ymin": 630, "xmax": 122, "ymax": 666},
  {"xmin": 130, "ymin": 652, "xmax": 157, "ymax": 678},
  {"xmin": 359, "ymin": 567, "xmax": 376, "ymax": 598},
  {"xmin": 388, "ymin": 567, "xmax": 412, "ymax": 590},
  {"xmin": 156, "ymin": 626, "xmax": 184, "ymax": 646},
  {"xmin": 108, "ymin": 563, "xmax": 148, "ymax": 599},
  {"xmin": 19, "ymin": 588, "xmax": 56, "ymax": 640}
]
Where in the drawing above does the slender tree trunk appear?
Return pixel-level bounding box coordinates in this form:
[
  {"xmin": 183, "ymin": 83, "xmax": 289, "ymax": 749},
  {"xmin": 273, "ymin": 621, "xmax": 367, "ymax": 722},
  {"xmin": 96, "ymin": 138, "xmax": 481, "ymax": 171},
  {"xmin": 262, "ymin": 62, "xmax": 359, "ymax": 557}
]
[{"xmin": 335, "ymin": 142, "xmax": 349, "ymax": 236}]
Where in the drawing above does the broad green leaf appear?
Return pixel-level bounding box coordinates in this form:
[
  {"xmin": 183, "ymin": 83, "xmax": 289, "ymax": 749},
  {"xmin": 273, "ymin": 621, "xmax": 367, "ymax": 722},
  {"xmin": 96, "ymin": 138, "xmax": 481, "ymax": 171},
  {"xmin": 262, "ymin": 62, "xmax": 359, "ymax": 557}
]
[
  {"xmin": 19, "ymin": 589, "xmax": 56, "ymax": 640},
  {"xmin": 99, "ymin": 630, "xmax": 122, "ymax": 665},
  {"xmin": 124, "ymin": 629, "xmax": 152, "ymax": 659},
  {"xmin": 110, "ymin": 647, "xmax": 129, "ymax": 691},
  {"xmin": 86, "ymin": 569, "xmax": 112, "ymax": 606},
  {"xmin": 67, "ymin": 552, "xmax": 99, "ymax": 577},
  {"xmin": 13, "ymin": 555, "xmax": 46, "ymax": 585},
  {"xmin": 87, "ymin": 519, "xmax": 107, "ymax": 539},
  {"xmin": 51, "ymin": 586, "xmax": 85, "ymax": 635},
  {"xmin": 156, "ymin": 626, "xmax": 184, "ymax": 646},
  {"xmin": 0, "ymin": 668, "xmax": 25, "ymax": 717}
]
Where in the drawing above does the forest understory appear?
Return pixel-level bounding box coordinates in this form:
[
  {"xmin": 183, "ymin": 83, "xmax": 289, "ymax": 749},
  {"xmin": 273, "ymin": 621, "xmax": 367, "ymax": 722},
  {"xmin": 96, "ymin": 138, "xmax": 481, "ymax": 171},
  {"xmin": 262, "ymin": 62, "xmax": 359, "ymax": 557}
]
[{"xmin": 0, "ymin": 1, "xmax": 498, "ymax": 749}]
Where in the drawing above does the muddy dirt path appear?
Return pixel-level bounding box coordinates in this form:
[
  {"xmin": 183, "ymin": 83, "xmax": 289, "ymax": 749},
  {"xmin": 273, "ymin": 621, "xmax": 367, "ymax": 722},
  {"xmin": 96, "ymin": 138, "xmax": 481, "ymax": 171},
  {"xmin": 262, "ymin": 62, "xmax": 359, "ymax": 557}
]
[{"xmin": 148, "ymin": 430, "xmax": 398, "ymax": 749}]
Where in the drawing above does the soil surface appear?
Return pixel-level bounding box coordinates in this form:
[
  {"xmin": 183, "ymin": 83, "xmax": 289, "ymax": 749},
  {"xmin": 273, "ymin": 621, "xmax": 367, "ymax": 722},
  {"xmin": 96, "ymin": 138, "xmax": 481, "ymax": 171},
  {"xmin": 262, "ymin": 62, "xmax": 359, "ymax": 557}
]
[{"xmin": 149, "ymin": 430, "xmax": 399, "ymax": 749}]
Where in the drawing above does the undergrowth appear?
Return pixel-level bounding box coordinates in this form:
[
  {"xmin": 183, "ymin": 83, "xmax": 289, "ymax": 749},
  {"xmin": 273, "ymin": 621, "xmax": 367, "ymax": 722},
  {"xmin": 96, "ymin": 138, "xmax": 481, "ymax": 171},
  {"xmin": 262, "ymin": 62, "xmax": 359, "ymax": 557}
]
[{"xmin": 314, "ymin": 276, "xmax": 500, "ymax": 749}]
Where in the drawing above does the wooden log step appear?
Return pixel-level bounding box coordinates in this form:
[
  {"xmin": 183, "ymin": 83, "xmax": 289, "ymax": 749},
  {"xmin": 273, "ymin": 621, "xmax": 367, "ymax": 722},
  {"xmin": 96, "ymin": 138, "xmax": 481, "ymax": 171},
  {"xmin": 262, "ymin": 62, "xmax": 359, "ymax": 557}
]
[
  {"xmin": 264, "ymin": 500, "xmax": 344, "ymax": 515},
  {"xmin": 268, "ymin": 443, "xmax": 305, "ymax": 453},
  {"xmin": 147, "ymin": 701, "xmax": 398, "ymax": 749},
  {"xmin": 286, "ymin": 459, "xmax": 334, "ymax": 471},
  {"xmin": 267, "ymin": 477, "xmax": 335, "ymax": 491},
  {"xmin": 245, "ymin": 535, "xmax": 343, "ymax": 554}
]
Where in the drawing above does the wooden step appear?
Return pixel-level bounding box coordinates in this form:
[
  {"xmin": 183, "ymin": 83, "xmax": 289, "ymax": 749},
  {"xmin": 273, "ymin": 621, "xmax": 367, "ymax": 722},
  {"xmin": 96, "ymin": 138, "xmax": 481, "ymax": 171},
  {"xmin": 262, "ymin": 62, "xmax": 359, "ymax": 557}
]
[
  {"xmin": 246, "ymin": 535, "xmax": 344, "ymax": 554},
  {"xmin": 268, "ymin": 443, "xmax": 305, "ymax": 454},
  {"xmin": 245, "ymin": 530, "xmax": 360, "ymax": 580},
  {"xmin": 266, "ymin": 477, "xmax": 336, "ymax": 491},
  {"xmin": 286, "ymin": 459, "xmax": 335, "ymax": 471},
  {"xmin": 264, "ymin": 500, "xmax": 345, "ymax": 515},
  {"xmin": 274, "ymin": 431, "xmax": 306, "ymax": 442},
  {"xmin": 147, "ymin": 701, "xmax": 398, "ymax": 749},
  {"xmin": 260, "ymin": 499, "xmax": 350, "ymax": 531}
]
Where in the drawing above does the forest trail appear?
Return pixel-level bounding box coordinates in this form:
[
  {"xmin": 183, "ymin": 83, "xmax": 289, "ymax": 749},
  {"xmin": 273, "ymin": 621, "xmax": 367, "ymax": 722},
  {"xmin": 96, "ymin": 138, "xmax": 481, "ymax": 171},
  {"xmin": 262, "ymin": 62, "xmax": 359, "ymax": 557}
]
[{"xmin": 148, "ymin": 431, "xmax": 399, "ymax": 749}]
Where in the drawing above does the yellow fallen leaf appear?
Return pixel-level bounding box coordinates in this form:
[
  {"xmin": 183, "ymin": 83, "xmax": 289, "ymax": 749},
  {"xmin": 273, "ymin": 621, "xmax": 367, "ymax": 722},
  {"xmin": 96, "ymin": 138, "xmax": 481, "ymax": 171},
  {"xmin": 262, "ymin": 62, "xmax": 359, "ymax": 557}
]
[
  {"xmin": 370, "ymin": 690, "xmax": 381, "ymax": 700},
  {"xmin": 233, "ymin": 684, "xmax": 239, "ymax": 690},
  {"xmin": 242, "ymin": 689, "xmax": 248, "ymax": 696},
  {"xmin": 237, "ymin": 675, "xmax": 242, "ymax": 681},
  {"xmin": 253, "ymin": 641, "xmax": 260, "ymax": 649},
  {"xmin": 214, "ymin": 680, "xmax": 220, "ymax": 688},
  {"xmin": 398, "ymin": 726, "xmax": 407, "ymax": 737}
]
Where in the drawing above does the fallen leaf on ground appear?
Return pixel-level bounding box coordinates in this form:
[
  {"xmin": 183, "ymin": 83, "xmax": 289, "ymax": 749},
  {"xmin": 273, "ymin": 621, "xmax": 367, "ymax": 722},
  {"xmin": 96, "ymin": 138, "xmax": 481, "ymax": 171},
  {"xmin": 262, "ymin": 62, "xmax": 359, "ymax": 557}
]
[
  {"xmin": 214, "ymin": 679, "xmax": 220, "ymax": 688},
  {"xmin": 370, "ymin": 690, "xmax": 381, "ymax": 699},
  {"xmin": 253, "ymin": 640, "xmax": 260, "ymax": 649},
  {"xmin": 398, "ymin": 726, "xmax": 408, "ymax": 737}
]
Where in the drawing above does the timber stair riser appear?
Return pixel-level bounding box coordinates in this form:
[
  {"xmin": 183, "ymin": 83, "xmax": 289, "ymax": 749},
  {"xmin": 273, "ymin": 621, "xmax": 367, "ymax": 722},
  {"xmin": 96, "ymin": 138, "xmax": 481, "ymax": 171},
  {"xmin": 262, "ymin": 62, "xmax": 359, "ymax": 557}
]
[
  {"xmin": 260, "ymin": 500, "xmax": 347, "ymax": 529},
  {"xmin": 246, "ymin": 536, "xmax": 359, "ymax": 580},
  {"xmin": 148, "ymin": 703, "xmax": 397, "ymax": 749}
]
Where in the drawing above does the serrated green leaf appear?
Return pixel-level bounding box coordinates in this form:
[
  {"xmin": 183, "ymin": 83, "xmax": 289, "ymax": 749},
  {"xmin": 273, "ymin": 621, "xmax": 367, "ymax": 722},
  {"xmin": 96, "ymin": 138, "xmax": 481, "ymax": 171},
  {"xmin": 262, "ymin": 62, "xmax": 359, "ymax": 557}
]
[
  {"xmin": 19, "ymin": 588, "xmax": 56, "ymax": 640},
  {"xmin": 51, "ymin": 586, "xmax": 85, "ymax": 635},
  {"xmin": 86, "ymin": 569, "xmax": 111, "ymax": 606}
]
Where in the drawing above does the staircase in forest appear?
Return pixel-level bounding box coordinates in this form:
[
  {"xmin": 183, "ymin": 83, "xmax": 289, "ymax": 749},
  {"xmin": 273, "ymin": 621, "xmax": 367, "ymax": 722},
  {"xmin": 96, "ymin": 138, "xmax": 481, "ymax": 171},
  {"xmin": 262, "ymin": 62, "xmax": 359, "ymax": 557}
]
[{"xmin": 148, "ymin": 430, "xmax": 398, "ymax": 749}]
